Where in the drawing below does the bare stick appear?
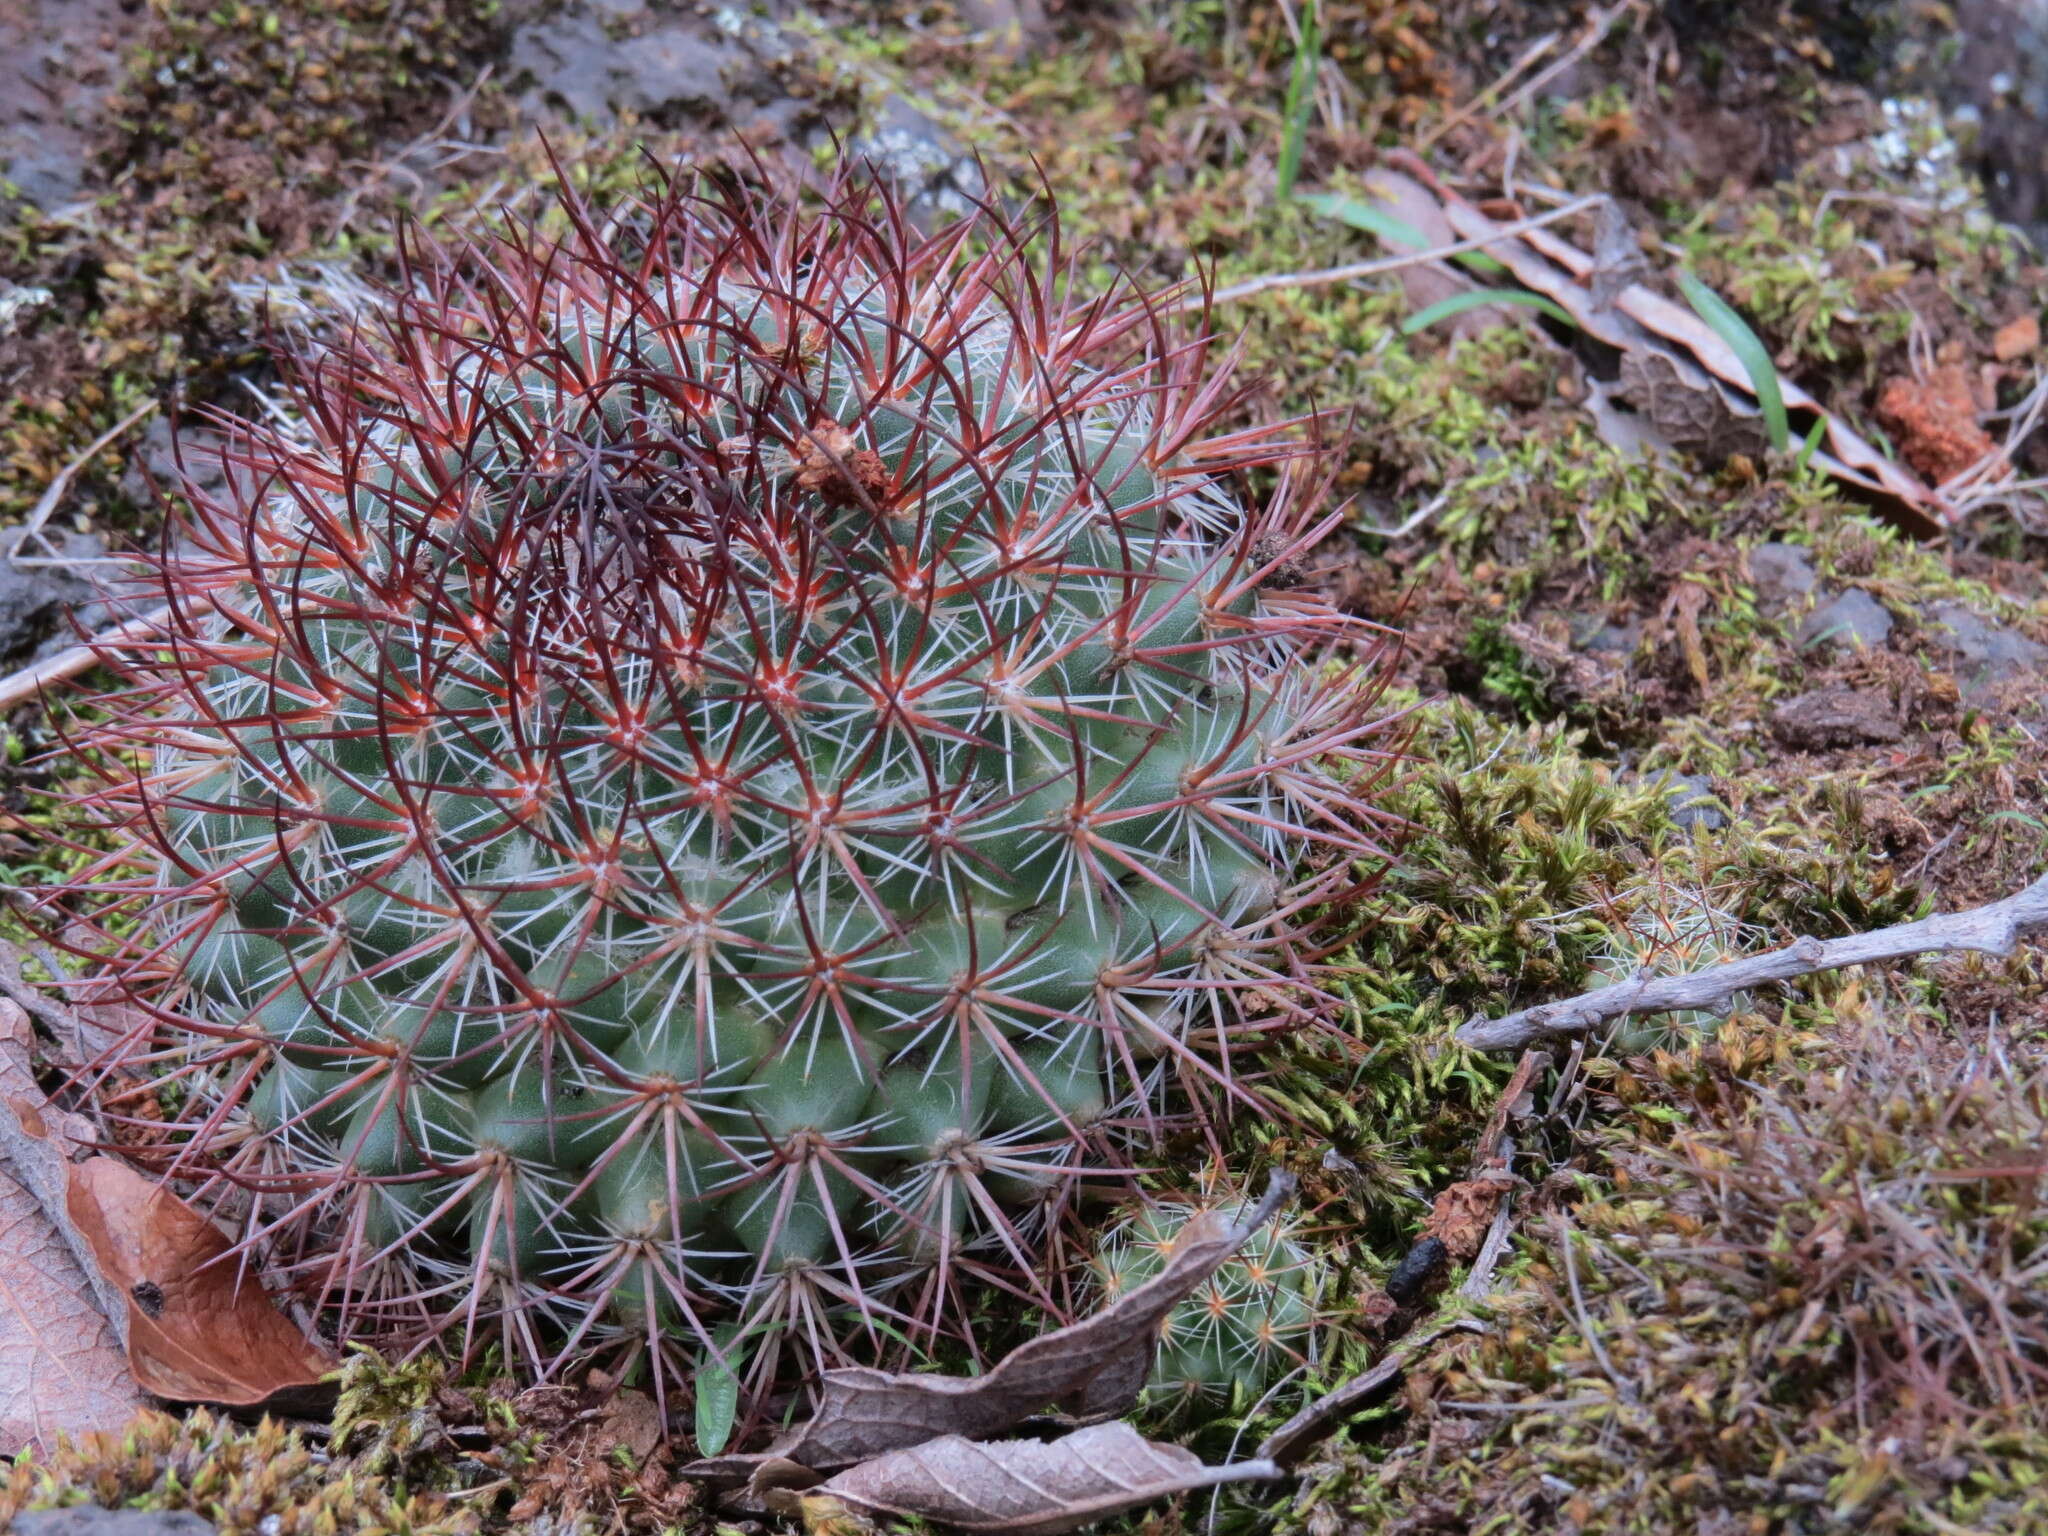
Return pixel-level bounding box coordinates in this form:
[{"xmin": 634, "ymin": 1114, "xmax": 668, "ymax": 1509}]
[
  {"xmin": 1458, "ymin": 872, "xmax": 2048, "ymax": 1051},
  {"xmin": 0, "ymin": 603, "xmax": 171, "ymax": 714},
  {"xmin": 1255, "ymin": 1319, "xmax": 1487, "ymax": 1467},
  {"xmin": 12, "ymin": 398, "xmax": 159, "ymax": 564}
]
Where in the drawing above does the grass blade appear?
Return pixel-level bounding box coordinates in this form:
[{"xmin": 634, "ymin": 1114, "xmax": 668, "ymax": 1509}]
[
  {"xmin": 1301, "ymin": 191, "xmax": 1428, "ymax": 250},
  {"xmin": 1677, "ymin": 271, "xmax": 1789, "ymax": 453},
  {"xmin": 1400, "ymin": 288, "xmax": 1578, "ymax": 336},
  {"xmin": 1275, "ymin": 1, "xmax": 1321, "ymax": 200},
  {"xmin": 1301, "ymin": 190, "xmax": 1509, "ymax": 273}
]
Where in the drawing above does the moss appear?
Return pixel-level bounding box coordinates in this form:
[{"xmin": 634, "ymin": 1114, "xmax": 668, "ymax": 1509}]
[
  {"xmin": 1267, "ymin": 993, "xmax": 2048, "ymax": 1535},
  {"xmin": 0, "ymin": 1410, "xmax": 478, "ymax": 1536}
]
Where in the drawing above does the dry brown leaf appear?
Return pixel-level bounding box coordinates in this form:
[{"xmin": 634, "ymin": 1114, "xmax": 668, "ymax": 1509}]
[
  {"xmin": 0, "ymin": 1002, "xmax": 146, "ymax": 1454},
  {"xmin": 64, "ymin": 1156, "xmax": 334, "ymax": 1406},
  {"xmin": 1616, "ymin": 348, "xmax": 1770, "ymax": 464},
  {"xmin": 689, "ymin": 1175, "xmax": 1295, "ymax": 1480},
  {"xmin": 808, "ymin": 1422, "xmax": 1281, "ymax": 1536}
]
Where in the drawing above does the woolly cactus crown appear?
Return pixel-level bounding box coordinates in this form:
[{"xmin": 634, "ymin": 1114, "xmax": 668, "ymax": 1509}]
[{"xmin": 70, "ymin": 169, "xmax": 1400, "ymax": 1408}]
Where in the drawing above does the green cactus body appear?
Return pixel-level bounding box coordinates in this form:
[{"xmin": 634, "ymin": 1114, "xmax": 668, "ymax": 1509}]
[
  {"xmin": 1588, "ymin": 887, "xmax": 1754, "ymax": 1054},
  {"xmin": 75, "ymin": 172, "xmax": 1398, "ymax": 1406},
  {"xmin": 1091, "ymin": 1199, "xmax": 1321, "ymax": 1406}
]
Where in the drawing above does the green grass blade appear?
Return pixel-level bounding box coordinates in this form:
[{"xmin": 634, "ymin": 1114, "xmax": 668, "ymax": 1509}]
[
  {"xmin": 1793, "ymin": 412, "xmax": 1828, "ymax": 474},
  {"xmin": 1400, "ymin": 288, "xmax": 1578, "ymax": 336},
  {"xmin": 1301, "ymin": 191, "xmax": 1428, "ymax": 250},
  {"xmin": 1300, "ymin": 191, "xmax": 1508, "ymax": 272},
  {"xmin": 1275, "ymin": 1, "xmax": 1321, "ymax": 200},
  {"xmin": 1677, "ymin": 271, "xmax": 1789, "ymax": 453}
]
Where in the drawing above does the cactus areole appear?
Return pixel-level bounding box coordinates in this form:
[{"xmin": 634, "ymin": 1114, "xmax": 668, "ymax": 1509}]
[{"xmin": 71, "ymin": 171, "xmax": 1400, "ymax": 1408}]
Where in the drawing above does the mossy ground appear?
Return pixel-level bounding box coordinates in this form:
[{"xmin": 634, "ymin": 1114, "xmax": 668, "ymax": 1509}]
[{"xmin": 3, "ymin": 1, "xmax": 2046, "ymax": 1533}]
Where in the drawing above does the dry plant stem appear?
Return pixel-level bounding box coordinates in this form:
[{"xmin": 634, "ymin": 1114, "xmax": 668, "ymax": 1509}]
[
  {"xmin": 1255, "ymin": 1320, "xmax": 1488, "ymax": 1467},
  {"xmin": 1485, "ymin": 2, "xmax": 1640, "ymax": 125},
  {"xmin": 1459, "ymin": 871, "xmax": 2048, "ymax": 1050},
  {"xmin": 0, "ymin": 605, "xmax": 172, "ymax": 714},
  {"xmin": 13, "ymin": 399, "xmax": 159, "ymax": 564}
]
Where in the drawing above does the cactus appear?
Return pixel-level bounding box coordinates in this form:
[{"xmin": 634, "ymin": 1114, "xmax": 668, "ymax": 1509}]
[
  {"xmin": 1588, "ymin": 884, "xmax": 1754, "ymax": 1054},
  {"xmin": 1089, "ymin": 1195, "xmax": 1321, "ymax": 1407},
  {"xmin": 67, "ymin": 170, "xmax": 1399, "ymax": 1407}
]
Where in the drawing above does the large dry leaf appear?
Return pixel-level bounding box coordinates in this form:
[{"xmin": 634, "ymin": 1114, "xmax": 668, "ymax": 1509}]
[
  {"xmin": 0, "ymin": 1002, "xmax": 146, "ymax": 1453},
  {"xmin": 0, "ymin": 964, "xmax": 334, "ymax": 1411},
  {"xmin": 64, "ymin": 1156, "xmax": 334, "ymax": 1405},
  {"xmin": 690, "ymin": 1175, "xmax": 1296, "ymax": 1480},
  {"xmin": 811, "ymin": 1422, "xmax": 1282, "ymax": 1536}
]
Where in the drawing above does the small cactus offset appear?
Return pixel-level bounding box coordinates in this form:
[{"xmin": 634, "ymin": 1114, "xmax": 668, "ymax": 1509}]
[
  {"xmin": 1090, "ymin": 1194, "xmax": 1322, "ymax": 1407},
  {"xmin": 64, "ymin": 168, "xmax": 1398, "ymax": 1407},
  {"xmin": 1589, "ymin": 884, "xmax": 1755, "ymax": 1054}
]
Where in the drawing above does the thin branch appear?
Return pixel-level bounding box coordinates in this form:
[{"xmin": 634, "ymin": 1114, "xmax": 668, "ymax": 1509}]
[
  {"xmin": 0, "ymin": 603, "xmax": 171, "ymax": 714},
  {"xmin": 12, "ymin": 398, "xmax": 159, "ymax": 565},
  {"xmin": 1166, "ymin": 195, "xmax": 1604, "ymax": 317},
  {"xmin": 1458, "ymin": 871, "xmax": 2048, "ymax": 1051},
  {"xmin": 1255, "ymin": 1318, "xmax": 1488, "ymax": 1467}
]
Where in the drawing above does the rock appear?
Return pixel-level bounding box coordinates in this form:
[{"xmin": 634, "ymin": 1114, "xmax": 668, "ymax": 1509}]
[
  {"xmin": 0, "ymin": 0, "xmax": 135, "ymax": 211},
  {"xmin": 511, "ymin": 9, "xmax": 736, "ymax": 123},
  {"xmin": 1747, "ymin": 542, "xmax": 1817, "ymax": 607},
  {"xmin": 847, "ymin": 95, "xmax": 985, "ymax": 224},
  {"xmin": 506, "ymin": 3, "xmax": 803, "ymax": 134},
  {"xmin": 955, "ymin": 0, "xmax": 1050, "ymax": 61},
  {"xmin": 1798, "ymin": 588, "xmax": 1893, "ymax": 651},
  {"xmin": 1658, "ymin": 772, "xmax": 1728, "ymax": 832},
  {"xmin": 1770, "ymin": 687, "xmax": 1904, "ymax": 750},
  {"xmin": 1566, "ymin": 610, "xmax": 1641, "ymax": 656},
  {"xmin": 120, "ymin": 415, "xmax": 230, "ymax": 509},
  {"xmin": 1921, "ymin": 600, "xmax": 2048, "ymax": 695},
  {"xmin": 13, "ymin": 1511, "xmax": 215, "ymax": 1536},
  {"xmin": 0, "ymin": 525, "xmax": 114, "ymax": 670}
]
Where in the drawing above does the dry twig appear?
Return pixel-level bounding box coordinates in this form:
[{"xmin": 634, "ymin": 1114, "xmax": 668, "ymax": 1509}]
[
  {"xmin": 1255, "ymin": 1319, "xmax": 1488, "ymax": 1467},
  {"xmin": 1459, "ymin": 872, "xmax": 2048, "ymax": 1051},
  {"xmin": 0, "ymin": 604, "xmax": 171, "ymax": 714},
  {"xmin": 12, "ymin": 399, "xmax": 158, "ymax": 567}
]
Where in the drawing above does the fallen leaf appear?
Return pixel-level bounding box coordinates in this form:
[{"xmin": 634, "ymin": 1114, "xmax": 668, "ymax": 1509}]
[
  {"xmin": 1616, "ymin": 347, "xmax": 1769, "ymax": 464},
  {"xmin": 1586, "ymin": 198, "xmax": 1648, "ymax": 313},
  {"xmin": 602, "ymin": 1388, "xmax": 664, "ymax": 1462},
  {"xmin": 1769, "ymin": 686, "xmax": 1904, "ymax": 750},
  {"xmin": 0, "ymin": 950, "xmax": 336, "ymax": 1409},
  {"xmin": 809, "ymin": 1422, "xmax": 1282, "ymax": 1536},
  {"xmin": 689, "ymin": 1175, "xmax": 1296, "ymax": 1479},
  {"xmin": 64, "ymin": 1156, "xmax": 334, "ymax": 1406},
  {"xmin": 0, "ymin": 1002, "xmax": 147, "ymax": 1454}
]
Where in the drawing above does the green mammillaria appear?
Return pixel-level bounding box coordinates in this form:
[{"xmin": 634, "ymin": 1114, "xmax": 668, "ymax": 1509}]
[
  {"xmin": 73, "ymin": 168, "xmax": 1398, "ymax": 1411},
  {"xmin": 1091, "ymin": 1197, "xmax": 1322, "ymax": 1405}
]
